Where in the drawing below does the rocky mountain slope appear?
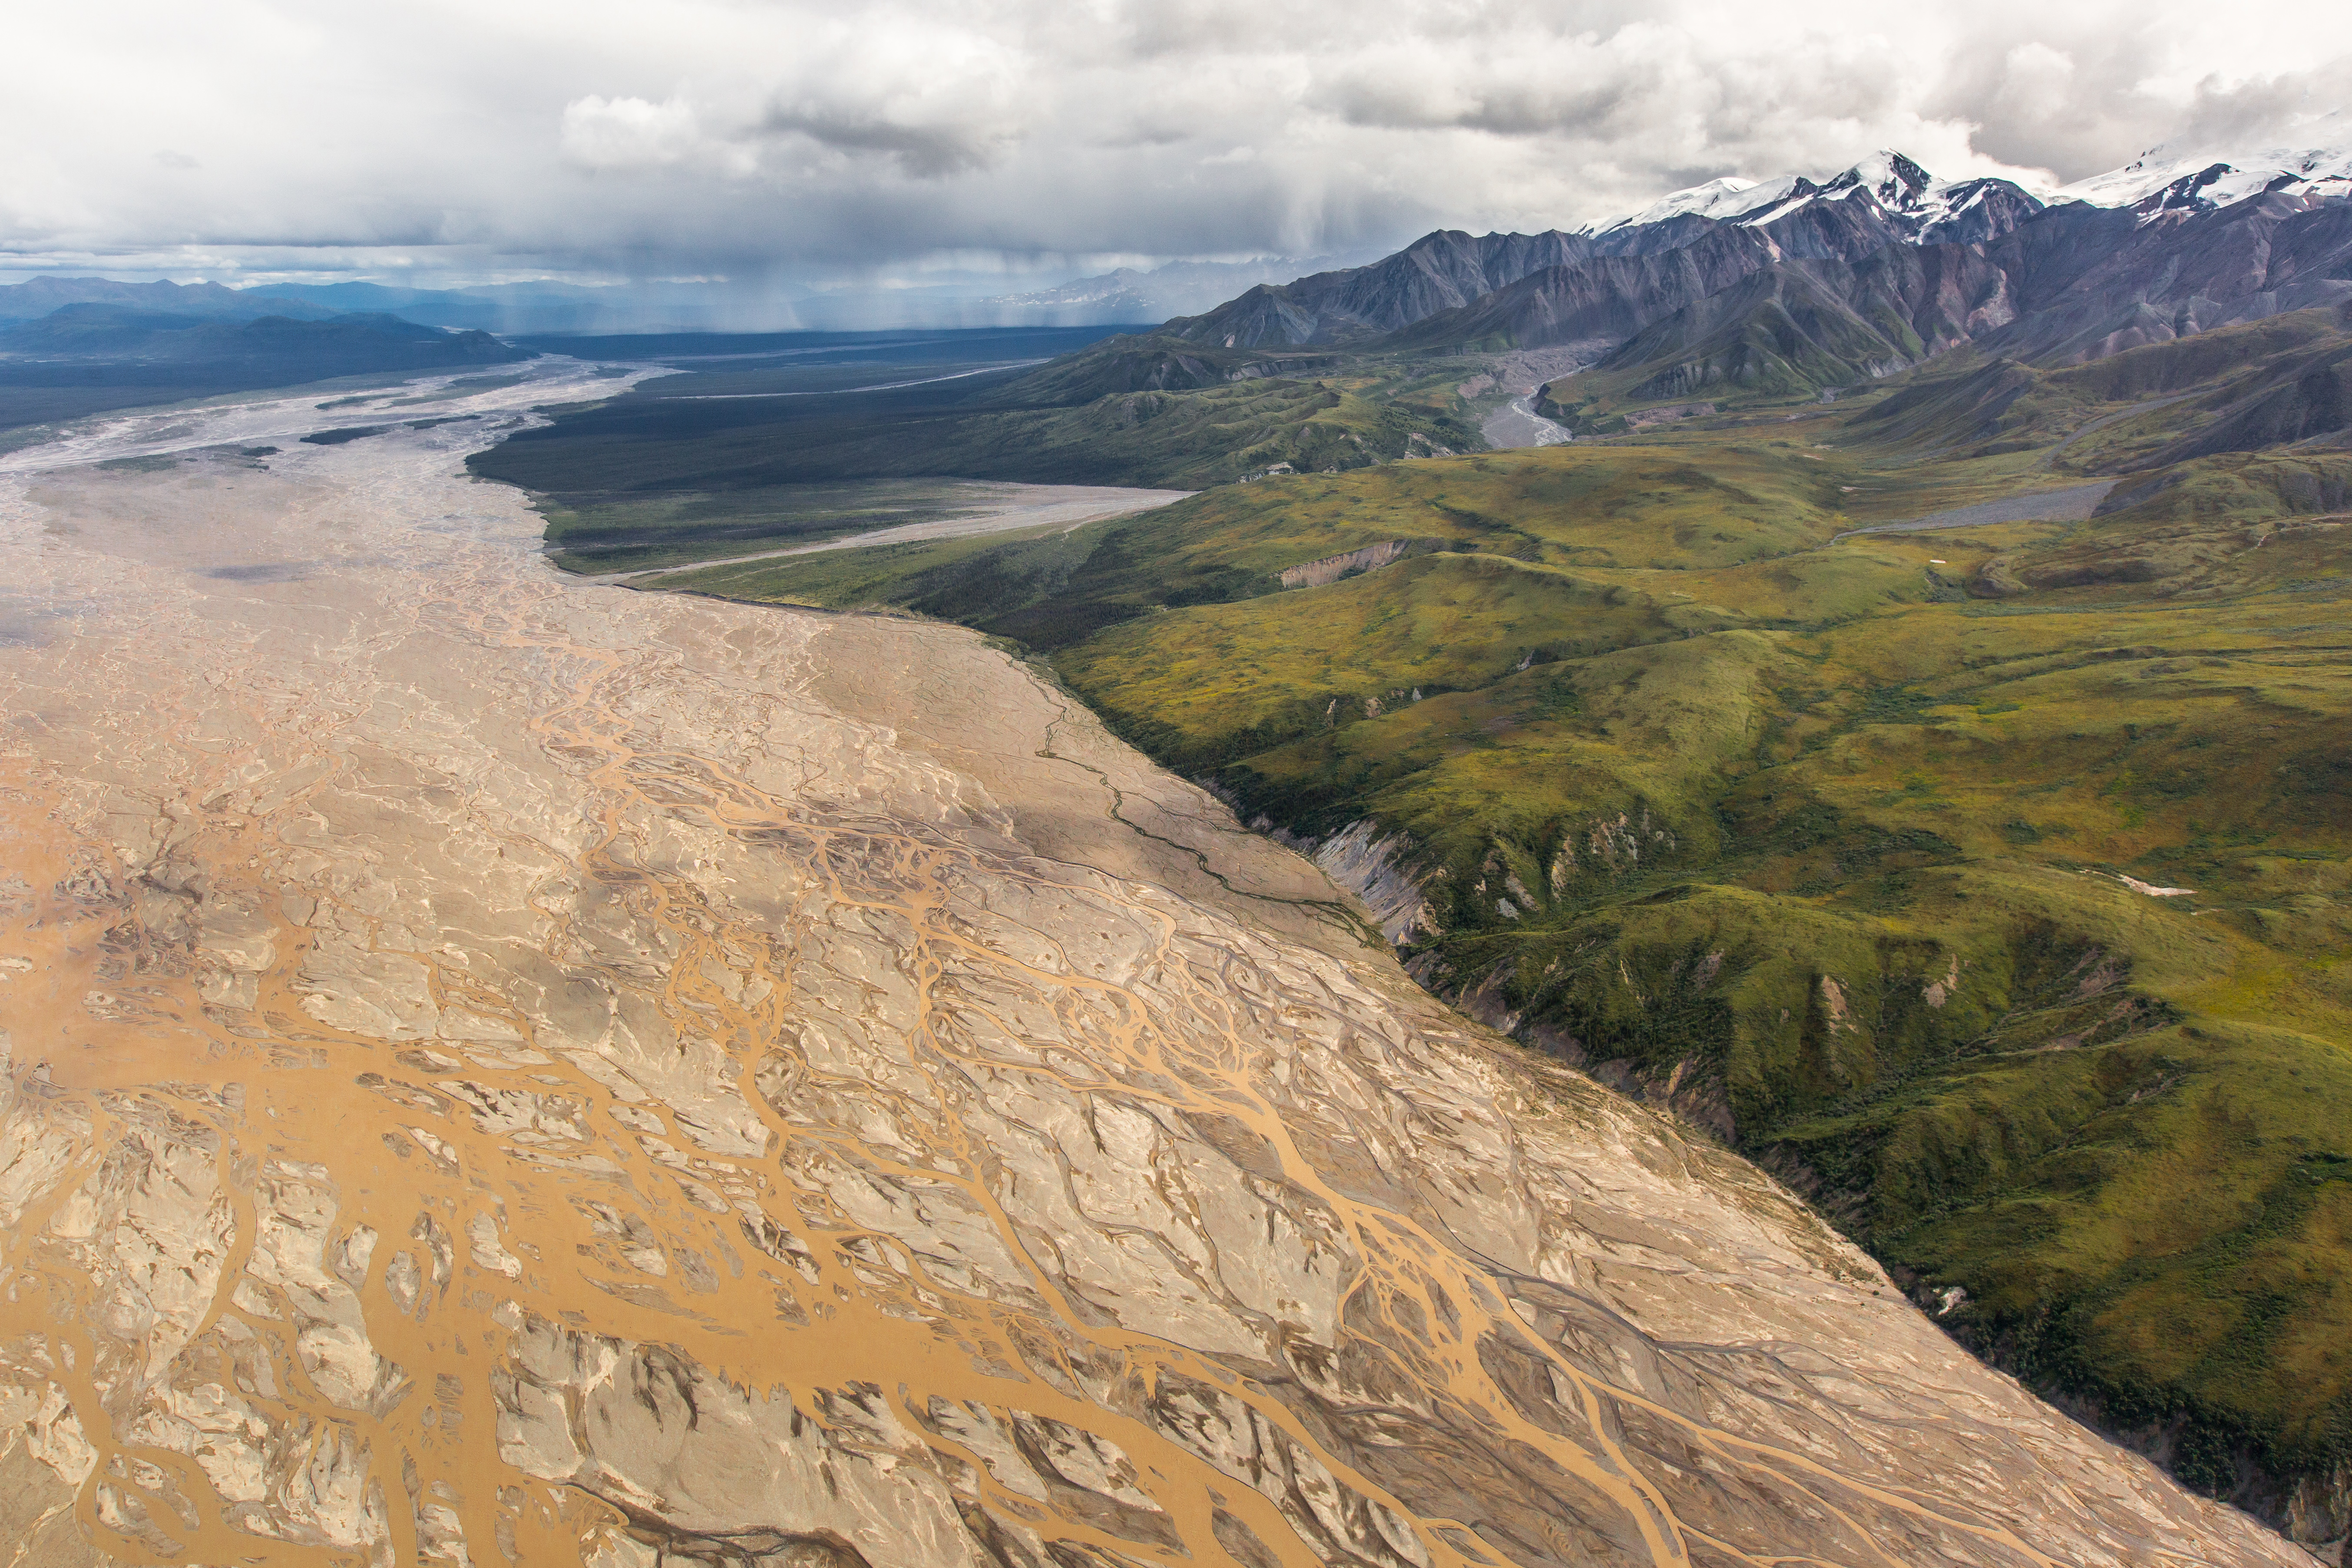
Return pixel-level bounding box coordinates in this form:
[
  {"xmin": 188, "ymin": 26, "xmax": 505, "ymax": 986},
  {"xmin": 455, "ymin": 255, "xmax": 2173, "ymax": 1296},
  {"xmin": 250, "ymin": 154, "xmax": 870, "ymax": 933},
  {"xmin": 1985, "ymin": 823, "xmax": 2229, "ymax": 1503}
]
[
  {"xmin": 1161, "ymin": 150, "xmax": 2051, "ymax": 352},
  {"xmin": 1109, "ymin": 138, "xmax": 2352, "ymax": 435},
  {"xmin": 1528, "ymin": 189, "xmax": 2352, "ymax": 429}
]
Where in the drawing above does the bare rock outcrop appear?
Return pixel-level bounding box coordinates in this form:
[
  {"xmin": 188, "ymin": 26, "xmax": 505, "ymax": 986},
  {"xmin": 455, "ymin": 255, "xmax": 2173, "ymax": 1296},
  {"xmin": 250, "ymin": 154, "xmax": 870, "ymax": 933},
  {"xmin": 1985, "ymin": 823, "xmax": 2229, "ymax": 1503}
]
[{"xmin": 1279, "ymin": 539, "xmax": 1413, "ymax": 588}]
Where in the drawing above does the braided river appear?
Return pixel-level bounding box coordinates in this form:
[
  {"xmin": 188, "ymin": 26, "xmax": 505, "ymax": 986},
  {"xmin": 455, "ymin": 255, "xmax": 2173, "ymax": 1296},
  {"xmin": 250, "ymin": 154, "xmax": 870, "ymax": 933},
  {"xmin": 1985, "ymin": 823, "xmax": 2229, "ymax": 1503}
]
[{"xmin": 0, "ymin": 364, "xmax": 2299, "ymax": 1567}]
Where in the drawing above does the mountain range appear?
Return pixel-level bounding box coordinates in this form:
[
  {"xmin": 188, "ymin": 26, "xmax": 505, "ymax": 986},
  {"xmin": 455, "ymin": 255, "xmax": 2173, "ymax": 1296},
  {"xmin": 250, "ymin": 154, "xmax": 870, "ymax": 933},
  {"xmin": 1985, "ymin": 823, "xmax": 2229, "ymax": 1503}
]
[
  {"xmin": 0, "ymin": 261, "xmax": 1356, "ymax": 341},
  {"xmin": 1128, "ymin": 136, "xmax": 2352, "ymax": 427},
  {"xmin": 0, "ymin": 304, "xmax": 533, "ymax": 430},
  {"xmin": 0, "ymin": 277, "xmax": 677, "ymax": 334}
]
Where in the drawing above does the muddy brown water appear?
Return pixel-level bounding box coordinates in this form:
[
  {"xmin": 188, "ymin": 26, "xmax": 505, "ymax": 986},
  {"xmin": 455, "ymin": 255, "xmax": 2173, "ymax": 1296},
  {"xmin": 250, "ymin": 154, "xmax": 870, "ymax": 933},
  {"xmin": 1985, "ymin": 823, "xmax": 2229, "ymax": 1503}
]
[{"xmin": 0, "ymin": 368, "xmax": 2304, "ymax": 1567}]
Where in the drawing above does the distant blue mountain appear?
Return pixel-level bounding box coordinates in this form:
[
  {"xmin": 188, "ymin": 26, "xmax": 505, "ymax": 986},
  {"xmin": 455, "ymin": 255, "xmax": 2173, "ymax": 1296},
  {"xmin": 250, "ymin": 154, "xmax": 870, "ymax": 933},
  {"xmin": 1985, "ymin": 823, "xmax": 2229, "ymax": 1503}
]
[
  {"xmin": 0, "ymin": 277, "xmax": 338, "ymax": 322},
  {"xmin": 0, "ymin": 276, "xmax": 619, "ymax": 334},
  {"xmin": 0, "ymin": 302, "xmax": 535, "ymax": 430}
]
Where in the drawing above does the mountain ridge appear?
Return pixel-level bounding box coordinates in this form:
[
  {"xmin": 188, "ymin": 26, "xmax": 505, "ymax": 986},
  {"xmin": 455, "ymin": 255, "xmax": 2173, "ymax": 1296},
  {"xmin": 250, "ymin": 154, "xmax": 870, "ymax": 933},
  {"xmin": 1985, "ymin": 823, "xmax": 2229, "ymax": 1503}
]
[
  {"xmin": 1160, "ymin": 147, "xmax": 2055, "ymax": 353},
  {"xmin": 0, "ymin": 304, "xmax": 535, "ymax": 430},
  {"xmin": 1150, "ymin": 133, "xmax": 2352, "ymax": 390}
]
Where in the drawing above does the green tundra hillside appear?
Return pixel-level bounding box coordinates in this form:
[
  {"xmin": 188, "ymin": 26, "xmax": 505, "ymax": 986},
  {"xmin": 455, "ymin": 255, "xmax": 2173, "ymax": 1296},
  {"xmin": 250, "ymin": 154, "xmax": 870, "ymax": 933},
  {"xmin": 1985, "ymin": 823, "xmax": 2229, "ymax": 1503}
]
[{"xmin": 601, "ymin": 321, "xmax": 2352, "ymax": 1527}]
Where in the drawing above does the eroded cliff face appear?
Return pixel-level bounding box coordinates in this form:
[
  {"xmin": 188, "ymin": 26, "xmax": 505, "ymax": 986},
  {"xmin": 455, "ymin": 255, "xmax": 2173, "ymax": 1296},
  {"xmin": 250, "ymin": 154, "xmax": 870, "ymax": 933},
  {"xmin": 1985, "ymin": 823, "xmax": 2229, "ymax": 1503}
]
[{"xmin": 0, "ymin": 375, "xmax": 2310, "ymax": 1567}]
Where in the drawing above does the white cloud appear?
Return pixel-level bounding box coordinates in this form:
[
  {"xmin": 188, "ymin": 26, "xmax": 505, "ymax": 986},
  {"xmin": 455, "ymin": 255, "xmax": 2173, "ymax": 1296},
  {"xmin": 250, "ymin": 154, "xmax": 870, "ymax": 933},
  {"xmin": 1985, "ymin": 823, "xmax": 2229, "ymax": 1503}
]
[
  {"xmin": 560, "ymin": 96, "xmax": 706, "ymax": 172},
  {"xmin": 0, "ymin": 0, "xmax": 2343, "ymax": 288}
]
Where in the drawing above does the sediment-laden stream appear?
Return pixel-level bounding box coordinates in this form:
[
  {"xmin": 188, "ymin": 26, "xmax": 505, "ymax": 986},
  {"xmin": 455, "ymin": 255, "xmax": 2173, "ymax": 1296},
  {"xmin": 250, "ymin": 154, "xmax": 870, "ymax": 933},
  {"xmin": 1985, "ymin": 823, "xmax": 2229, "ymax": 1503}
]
[{"xmin": 0, "ymin": 368, "xmax": 2303, "ymax": 1566}]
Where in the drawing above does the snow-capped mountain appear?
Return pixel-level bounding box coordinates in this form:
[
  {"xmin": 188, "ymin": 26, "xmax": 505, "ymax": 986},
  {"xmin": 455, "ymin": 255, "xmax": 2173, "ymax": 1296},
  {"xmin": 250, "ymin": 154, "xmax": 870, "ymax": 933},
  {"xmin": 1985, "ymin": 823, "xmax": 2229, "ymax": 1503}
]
[
  {"xmin": 1155, "ymin": 122, "xmax": 2352, "ymax": 394},
  {"xmin": 2053, "ymin": 119, "xmax": 2352, "ymax": 221},
  {"xmin": 1164, "ymin": 150, "xmax": 2049, "ymax": 351},
  {"xmin": 1590, "ymin": 150, "xmax": 2041, "ymax": 248},
  {"xmin": 1594, "ymin": 175, "xmax": 1766, "ymax": 231},
  {"xmin": 1595, "ymin": 124, "xmax": 2352, "ymax": 242}
]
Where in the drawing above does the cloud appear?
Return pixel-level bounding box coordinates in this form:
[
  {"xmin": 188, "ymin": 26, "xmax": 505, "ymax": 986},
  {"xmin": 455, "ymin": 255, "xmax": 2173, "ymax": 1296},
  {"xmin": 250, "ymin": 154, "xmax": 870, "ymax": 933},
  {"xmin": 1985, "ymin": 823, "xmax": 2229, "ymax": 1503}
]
[
  {"xmin": 560, "ymin": 96, "xmax": 705, "ymax": 172},
  {"xmin": 1924, "ymin": 6, "xmax": 2352, "ymax": 176},
  {"xmin": 753, "ymin": 18, "xmax": 1035, "ymax": 177},
  {"xmin": 0, "ymin": 0, "xmax": 2343, "ymax": 294}
]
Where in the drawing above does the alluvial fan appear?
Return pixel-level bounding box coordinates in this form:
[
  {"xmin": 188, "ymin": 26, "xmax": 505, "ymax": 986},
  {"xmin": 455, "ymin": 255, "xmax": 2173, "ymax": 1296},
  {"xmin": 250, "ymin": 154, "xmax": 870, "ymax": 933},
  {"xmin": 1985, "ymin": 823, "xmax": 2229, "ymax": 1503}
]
[{"xmin": 0, "ymin": 371, "xmax": 2304, "ymax": 1567}]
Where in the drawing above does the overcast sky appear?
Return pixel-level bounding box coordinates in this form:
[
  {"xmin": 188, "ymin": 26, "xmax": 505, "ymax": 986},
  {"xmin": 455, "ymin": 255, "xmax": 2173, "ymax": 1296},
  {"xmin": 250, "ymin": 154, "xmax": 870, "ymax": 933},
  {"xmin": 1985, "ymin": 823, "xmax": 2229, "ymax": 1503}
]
[{"xmin": 4, "ymin": 0, "xmax": 2346, "ymax": 291}]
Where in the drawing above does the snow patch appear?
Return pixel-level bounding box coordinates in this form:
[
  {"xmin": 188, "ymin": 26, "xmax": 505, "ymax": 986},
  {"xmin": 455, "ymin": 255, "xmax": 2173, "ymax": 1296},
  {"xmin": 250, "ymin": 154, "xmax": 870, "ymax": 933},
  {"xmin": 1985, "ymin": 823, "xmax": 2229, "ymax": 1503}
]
[
  {"xmin": 1585, "ymin": 149, "xmax": 2042, "ymax": 245},
  {"xmin": 1590, "ymin": 175, "xmax": 1765, "ymax": 232},
  {"xmin": 2054, "ymin": 116, "xmax": 2352, "ymax": 220}
]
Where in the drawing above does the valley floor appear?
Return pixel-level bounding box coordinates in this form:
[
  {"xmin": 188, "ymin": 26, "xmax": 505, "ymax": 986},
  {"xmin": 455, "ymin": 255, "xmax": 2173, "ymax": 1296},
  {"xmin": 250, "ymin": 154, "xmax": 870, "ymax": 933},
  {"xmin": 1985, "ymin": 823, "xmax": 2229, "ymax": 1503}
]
[{"xmin": 0, "ymin": 378, "xmax": 2305, "ymax": 1565}]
